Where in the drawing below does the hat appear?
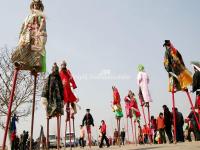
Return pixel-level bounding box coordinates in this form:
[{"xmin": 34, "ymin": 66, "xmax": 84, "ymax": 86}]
[
  {"xmin": 138, "ymin": 64, "xmax": 145, "ymax": 72},
  {"xmin": 86, "ymin": 109, "xmax": 90, "ymax": 112},
  {"xmin": 163, "ymin": 40, "xmax": 171, "ymax": 47},
  {"xmin": 191, "ymin": 61, "xmax": 200, "ymax": 72}
]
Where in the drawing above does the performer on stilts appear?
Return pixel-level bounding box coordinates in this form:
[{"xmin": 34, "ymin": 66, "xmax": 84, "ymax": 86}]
[
  {"xmin": 124, "ymin": 90, "xmax": 141, "ymax": 145},
  {"xmin": 111, "ymin": 86, "xmax": 123, "ymax": 146},
  {"xmin": 41, "ymin": 63, "xmax": 64, "ymax": 150},
  {"xmin": 191, "ymin": 61, "xmax": 200, "ymax": 114},
  {"xmin": 137, "ymin": 64, "xmax": 153, "ymax": 143},
  {"xmin": 2, "ymin": 1, "xmax": 47, "ymax": 149},
  {"xmin": 82, "ymin": 109, "xmax": 94, "ymax": 148},
  {"xmin": 163, "ymin": 40, "xmax": 200, "ymax": 143},
  {"xmin": 59, "ymin": 60, "xmax": 78, "ymax": 149}
]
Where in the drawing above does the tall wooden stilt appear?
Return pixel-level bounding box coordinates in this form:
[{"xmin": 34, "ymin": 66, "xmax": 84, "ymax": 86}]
[
  {"xmin": 46, "ymin": 118, "xmax": 49, "ymax": 150},
  {"xmin": 130, "ymin": 118, "xmax": 135, "ymax": 144},
  {"xmin": 126, "ymin": 117, "xmax": 129, "ymax": 142},
  {"xmin": 2, "ymin": 68, "xmax": 19, "ymax": 150},
  {"xmin": 185, "ymin": 91, "xmax": 200, "ymax": 130},
  {"xmin": 133, "ymin": 120, "xmax": 137, "ymax": 146},
  {"xmin": 57, "ymin": 115, "xmax": 60, "ymax": 150},
  {"xmin": 172, "ymin": 85, "xmax": 177, "ymax": 144},
  {"xmin": 30, "ymin": 72, "xmax": 38, "ymax": 150}
]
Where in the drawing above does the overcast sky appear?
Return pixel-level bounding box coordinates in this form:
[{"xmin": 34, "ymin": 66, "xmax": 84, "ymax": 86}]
[{"xmin": 0, "ymin": 0, "xmax": 200, "ymax": 144}]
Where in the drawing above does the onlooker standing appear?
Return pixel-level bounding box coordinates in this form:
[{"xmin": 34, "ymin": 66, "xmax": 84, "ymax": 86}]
[
  {"xmin": 99, "ymin": 120, "xmax": 110, "ymax": 148},
  {"xmin": 120, "ymin": 128, "xmax": 126, "ymax": 145},
  {"xmin": 82, "ymin": 109, "xmax": 94, "ymax": 147},
  {"xmin": 188, "ymin": 110, "xmax": 200, "ymax": 141},
  {"xmin": 79, "ymin": 125, "xmax": 85, "ymax": 148},
  {"xmin": 113, "ymin": 129, "xmax": 118, "ymax": 145},
  {"xmin": 156, "ymin": 113, "xmax": 166, "ymax": 144},
  {"xmin": 174, "ymin": 108, "xmax": 184, "ymax": 142},
  {"xmin": 142, "ymin": 125, "xmax": 150, "ymax": 144},
  {"xmin": 163, "ymin": 105, "xmax": 173, "ymax": 143},
  {"xmin": 150, "ymin": 116, "xmax": 157, "ymax": 144}
]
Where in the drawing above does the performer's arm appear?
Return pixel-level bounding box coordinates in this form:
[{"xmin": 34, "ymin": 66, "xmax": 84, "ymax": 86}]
[{"xmin": 68, "ymin": 70, "xmax": 77, "ymax": 89}]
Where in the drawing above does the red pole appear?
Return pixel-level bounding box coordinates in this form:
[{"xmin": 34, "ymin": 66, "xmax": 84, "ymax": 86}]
[
  {"xmin": 185, "ymin": 91, "xmax": 200, "ymax": 130},
  {"xmin": 2, "ymin": 68, "xmax": 19, "ymax": 150},
  {"xmin": 139, "ymin": 96, "xmax": 147, "ymax": 125},
  {"xmin": 57, "ymin": 115, "xmax": 60, "ymax": 150},
  {"xmin": 147, "ymin": 105, "xmax": 152, "ymax": 144},
  {"xmin": 133, "ymin": 120, "xmax": 137, "ymax": 146},
  {"xmin": 126, "ymin": 117, "xmax": 129, "ymax": 142},
  {"xmin": 130, "ymin": 118, "xmax": 135, "ymax": 144},
  {"xmin": 64, "ymin": 112, "xmax": 68, "ymax": 149},
  {"xmin": 46, "ymin": 117, "xmax": 49, "ymax": 150},
  {"xmin": 30, "ymin": 73, "xmax": 38, "ymax": 150},
  {"xmin": 172, "ymin": 85, "xmax": 177, "ymax": 144}
]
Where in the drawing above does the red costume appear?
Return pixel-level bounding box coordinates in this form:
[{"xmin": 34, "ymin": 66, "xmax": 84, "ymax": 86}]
[
  {"xmin": 59, "ymin": 69, "xmax": 77, "ymax": 103},
  {"xmin": 113, "ymin": 88, "xmax": 120, "ymax": 105}
]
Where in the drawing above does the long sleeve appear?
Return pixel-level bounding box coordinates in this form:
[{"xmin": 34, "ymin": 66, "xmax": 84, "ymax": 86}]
[
  {"xmin": 68, "ymin": 70, "xmax": 77, "ymax": 89},
  {"xmin": 82, "ymin": 115, "xmax": 86, "ymax": 126}
]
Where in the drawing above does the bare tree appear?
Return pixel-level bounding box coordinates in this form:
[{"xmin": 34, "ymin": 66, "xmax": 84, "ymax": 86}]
[{"xmin": 0, "ymin": 47, "xmax": 45, "ymax": 130}]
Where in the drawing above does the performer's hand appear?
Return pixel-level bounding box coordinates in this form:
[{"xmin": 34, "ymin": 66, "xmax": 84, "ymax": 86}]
[{"xmin": 76, "ymin": 98, "xmax": 79, "ymax": 103}]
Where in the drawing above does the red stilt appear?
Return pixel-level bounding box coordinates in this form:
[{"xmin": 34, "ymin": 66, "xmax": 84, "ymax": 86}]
[
  {"xmin": 172, "ymin": 85, "xmax": 177, "ymax": 144},
  {"xmin": 30, "ymin": 73, "xmax": 38, "ymax": 150},
  {"xmin": 73, "ymin": 118, "xmax": 76, "ymax": 146},
  {"xmin": 2, "ymin": 68, "xmax": 19, "ymax": 150},
  {"xmin": 185, "ymin": 91, "xmax": 200, "ymax": 130},
  {"xmin": 130, "ymin": 118, "xmax": 135, "ymax": 144},
  {"xmin": 46, "ymin": 117, "xmax": 49, "ymax": 150},
  {"xmin": 126, "ymin": 117, "xmax": 129, "ymax": 142},
  {"xmin": 87, "ymin": 125, "xmax": 92, "ymax": 148},
  {"xmin": 64, "ymin": 112, "xmax": 68, "ymax": 149},
  {"xmin": 57, "ymin": 115, "xmax": 60, "ymax": 150},
  {"xmin": 147, "ymin": 105, "xmax": 152, "ymax": 144},
  {"xmin": 133, "ymin": 120, "xmax": 137, "ymax": 146},
  {"xmin": 139, "ymin": 97, "xmax": 147, "ymax": 125}
]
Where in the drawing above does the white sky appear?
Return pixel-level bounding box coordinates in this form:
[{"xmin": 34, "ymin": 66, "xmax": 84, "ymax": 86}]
[{"xmin": 0, "ymin": 0, "xmax": 200, "ymax": 144}]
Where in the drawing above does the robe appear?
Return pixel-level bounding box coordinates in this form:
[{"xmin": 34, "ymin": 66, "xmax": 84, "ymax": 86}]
[
  {"xmin": 41, "ymin": 74, "xmax": 64, "ymax": 117},
  {"xmin": 112, "ymin": 88, "xmax": 123, "ymax": 118},
  {"xmin": 59, "ymin": 69, "xmax": 77, "ymax": 103},
  {"xmin": 164, "ymin": 47, "xmax": 192, "ymax": 92},
  {"xmin": 137, "ymin": 71, "xmax": 152, "ymax": 102},
  {"xmin": 11, "ymin": 10, "xmax": 47, "ymax": 72}
]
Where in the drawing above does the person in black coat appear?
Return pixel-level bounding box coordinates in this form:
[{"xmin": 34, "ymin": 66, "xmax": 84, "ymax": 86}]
[
  {"xmin": 191, "ymin": 62, "xmax": 200, "ymax": 109},
  {"xmin": 82, "ymin": 109, "xmax": 94, "ymax": 147},
  {"xmin": 163, "ymin": 105, "xmax": 173, "ymax": 143}
]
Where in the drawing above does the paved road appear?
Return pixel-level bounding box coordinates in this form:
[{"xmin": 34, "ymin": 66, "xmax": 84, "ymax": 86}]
[{"xmin": 58, "ymin": 142, "xmax": 200, "ymax": 150}]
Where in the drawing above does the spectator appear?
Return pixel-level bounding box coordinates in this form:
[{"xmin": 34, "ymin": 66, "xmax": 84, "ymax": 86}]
[
  {"xmin": 174, "ymin": 108, "xmax": 184, "ymax": 142},
  {"xmin": 150, "ymin": 116, "xmax": 157, "ymax": 144},
  {"xmin": 157, "ymin": 112, "xmax": 166, "ymax": 144},
  {"xmin": 113, "ymin": 129, "xmax": 118, "ymax": 145},
  {"xmin": 79, "ymin": 125, "xmax": 85, "ymax": 148},
  {"xmin": 188, "ymin": 110, "xmax": 200, "ymax": 141},
  {"xmin": 163, "ymin": 105, "xmax": 173, "ymax": 143},
  {"xmin": 99, "ymin": 120, "xmax": 110, "ymax": 148},
  {"xmin": 120, "ymin": 128, "xmax": 126, "ymax": 145},
  {"xmin": 142, "ymin": 125, "xmax": 150, "ymax": 144}
]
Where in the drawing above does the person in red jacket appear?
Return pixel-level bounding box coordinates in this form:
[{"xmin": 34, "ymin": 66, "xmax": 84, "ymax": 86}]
[
  {"xmin": 59, "ymin": 61, "xmax": 78, "ymax": 115},
  {"xmin": 99, "ymin": 120, "xmax": 110, "ymax": 148}
]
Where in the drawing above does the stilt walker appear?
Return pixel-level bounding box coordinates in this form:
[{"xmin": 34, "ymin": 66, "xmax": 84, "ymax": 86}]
[
  {"xmin": 82, "ymin": 109, "xmax": 94, "ymax": 148},
  {"xmin": 191, "ymin": 61, "xmax": 200, "ymax": 116},
  {"xmin": 111, "ymin": 86, "xmax": 123, "ymax": 146},
  {"xmin": 163, "ymin": 40, "xmax": 200, "ymax": 143},
  {"xmin": 124, "ymin": 90, "xmax": 141, "ymax": 145},
  {"xmin": 137, "ymin": 64, "xmax": 153, "ymax": 144},
  {"xmin": 2, "ymin": 1, "xmax": 47, "ymax": 149},
  {"xmin": 59, "ymin": 60, "xmax": 79, "ymax": 149},
  {"xmin": 41, "ymin": 63, "xmax": 64, "ymax": 150}
]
